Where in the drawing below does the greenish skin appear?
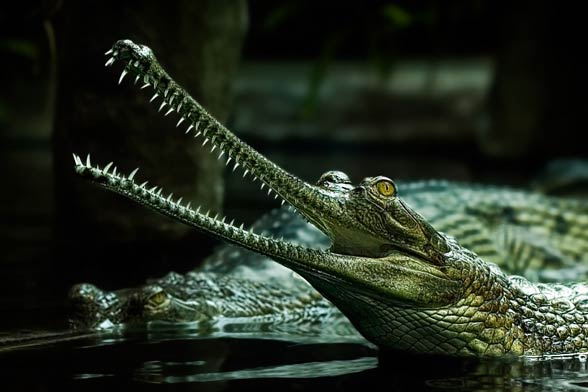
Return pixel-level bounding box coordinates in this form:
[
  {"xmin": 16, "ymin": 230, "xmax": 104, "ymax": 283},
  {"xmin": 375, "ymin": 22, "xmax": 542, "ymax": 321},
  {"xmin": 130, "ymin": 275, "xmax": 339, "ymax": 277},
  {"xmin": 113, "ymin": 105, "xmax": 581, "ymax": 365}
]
[{"xmin": 72, "ymin": 39, "xmax": 588, "ymax": 357}]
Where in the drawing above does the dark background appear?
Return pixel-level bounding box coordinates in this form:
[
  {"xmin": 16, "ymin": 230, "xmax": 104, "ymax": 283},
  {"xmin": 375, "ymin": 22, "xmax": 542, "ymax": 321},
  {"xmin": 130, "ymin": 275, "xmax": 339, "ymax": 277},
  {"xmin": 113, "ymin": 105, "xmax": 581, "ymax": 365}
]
[{"xmin": 0, "ymin": 1, "xmax": 586, "ymax": 330}]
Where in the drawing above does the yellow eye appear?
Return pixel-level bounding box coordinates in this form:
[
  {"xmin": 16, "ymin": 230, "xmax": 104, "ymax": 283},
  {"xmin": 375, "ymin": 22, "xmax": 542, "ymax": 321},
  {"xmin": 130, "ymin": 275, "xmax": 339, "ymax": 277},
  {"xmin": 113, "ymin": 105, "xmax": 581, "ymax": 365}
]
[
  {"xmin": 148, "ymin": 291, "xmax": 168, "ymax": 307},
  {"xmin": 376, "ymin": 180, "xmax": 396, "ymax": 197}
]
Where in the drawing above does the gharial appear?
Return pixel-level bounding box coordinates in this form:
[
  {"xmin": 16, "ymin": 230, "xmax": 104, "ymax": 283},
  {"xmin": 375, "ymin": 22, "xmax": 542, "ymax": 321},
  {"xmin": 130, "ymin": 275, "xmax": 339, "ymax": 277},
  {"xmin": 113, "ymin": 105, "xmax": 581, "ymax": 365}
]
[{"xmin": 71, "ymin": 39, "xmax": 588, "ymax": 358}]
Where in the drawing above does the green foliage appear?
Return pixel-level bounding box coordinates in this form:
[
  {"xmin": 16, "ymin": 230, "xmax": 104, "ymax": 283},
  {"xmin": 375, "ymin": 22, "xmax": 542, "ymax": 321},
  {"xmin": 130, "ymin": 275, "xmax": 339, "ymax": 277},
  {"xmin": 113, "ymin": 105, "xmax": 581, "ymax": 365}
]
[
  {"xmin": 381, "ymin": 4, "xmax": 413, "ymax": 29},
  {"xmin": 261, "ymin": 2, "xmax": 420, "ymax": 117},
  {"xmin": 0, "ymin": 38, "xmax": 39, "ymax": 60}
]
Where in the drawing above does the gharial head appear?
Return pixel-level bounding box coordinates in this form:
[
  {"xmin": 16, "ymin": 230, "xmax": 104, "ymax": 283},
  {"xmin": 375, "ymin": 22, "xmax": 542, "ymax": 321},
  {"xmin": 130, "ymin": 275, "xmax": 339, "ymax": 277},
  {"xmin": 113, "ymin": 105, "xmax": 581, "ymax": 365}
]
[
  {"xmin": 68, "ymin": 272, "xmax": 214, "ymax": 329},
  {"xmin": 73, "ymin": 39, "xmax": 524, "ymax": 356},
  {"xmin": 313, "ymin": 170, "xmax": 449, "ymax": 262},
  {"xmin": 68, "ymin": 282, "xmax": 171, "ymax": 329}
]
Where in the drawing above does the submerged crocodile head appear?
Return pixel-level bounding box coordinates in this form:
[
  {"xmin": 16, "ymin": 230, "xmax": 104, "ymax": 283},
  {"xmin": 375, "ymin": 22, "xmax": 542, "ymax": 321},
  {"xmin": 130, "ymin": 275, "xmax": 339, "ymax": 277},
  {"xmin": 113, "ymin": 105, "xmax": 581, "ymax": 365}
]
[
  {"xmin": 69, "ymin": 283, "xmax": 159, "ymax": 329},
  {"xmin": 72, "ymin": 40, "xmax": 588, "ymax": 357},
  {"xmin": 68, "ymin": 274, "xmax": 205, "ymax": 329}
]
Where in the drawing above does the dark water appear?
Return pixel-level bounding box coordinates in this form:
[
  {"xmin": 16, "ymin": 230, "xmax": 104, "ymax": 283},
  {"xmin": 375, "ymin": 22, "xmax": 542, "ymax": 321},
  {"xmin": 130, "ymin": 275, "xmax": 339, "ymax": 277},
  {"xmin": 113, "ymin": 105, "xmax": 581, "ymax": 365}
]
[{"xmin": 2, "ymin": 324, "xmax": 588, "ymax": 392}]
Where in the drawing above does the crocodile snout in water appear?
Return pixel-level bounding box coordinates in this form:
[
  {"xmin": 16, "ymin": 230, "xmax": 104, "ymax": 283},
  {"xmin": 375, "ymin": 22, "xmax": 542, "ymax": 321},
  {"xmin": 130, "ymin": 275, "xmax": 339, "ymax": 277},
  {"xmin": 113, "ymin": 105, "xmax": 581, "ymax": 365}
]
[
  {"xmin": 69, "ymin": 282, "xmax": 171, "ymax": 329},
  {"xmin": 68, "ymin": 276, "xmax": 197, "ymax": 329}
]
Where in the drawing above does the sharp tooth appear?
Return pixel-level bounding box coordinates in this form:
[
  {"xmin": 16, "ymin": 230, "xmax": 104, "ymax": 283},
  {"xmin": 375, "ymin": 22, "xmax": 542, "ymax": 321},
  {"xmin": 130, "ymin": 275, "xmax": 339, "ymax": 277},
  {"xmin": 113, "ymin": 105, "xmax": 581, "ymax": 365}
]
[
  {"xmin": 274, "ymin": 194, "xmax": 279, "ymax": 199},
  {"xmin": 164, "ymin": 107, "xmax": 174, "ymax": 116},
  {"xmin": 211, "ymin": 145, "xmax": 217, "ymax": 153},
  {"xmin": 167, "ymin": 193, "xmax": 174, "ymax": 202},
  {"xmin": 232, "ymin": 162, "xmax": 240, "ymax": 172},
  {"xmin": 221, "ymin": 216, "xmax": 226, "ymax": 223},
  {"xmin": 177, "ymin": 197, "xmax": 183, "ymax": 205},
  {"xmin": 105, "ymin": 49, "xmax": 113, "ymax": 55},
  {"xmin": 140, "ymin": 83, "xmax": 150, "ymax": 89},
  {"xmin": 186, "ymin": 202, "xmax": 191, "ymax": 209},
  {"xmin": 133, "ymin": 60, "xmax": 140, "ymax": 67},
  {"xmin": 226, "ymin": 157, "xmax": 232, "ymax": 165},
  {"xmin": 176, "ymin": 117, "xmax": 185, "ymax": 127},
  {"xmin": 149, "ymin": 93, "xmax": 159, "ymax": 102},
  {"xmin": 153, "ymin": 79, "xmax": 158, "ymax": 89},
  {"xmin": 118, "ymin": 69, "xmax": 128, "ymax": 84},
  {"xmin": 158, "ymin": 101, "xmax": 167, "ymax": 111},
  {"xmin": 72, "ymin": 153, "xmax": 79, "ymax": 165},
  {"xmin": 267, "ymin": 188, "xmax": 272, "ymax": 196},
  {"xmin": 214, "ymin": 213, "xmax": 219, "ymax": 220},
  {"xmin": 218, "ymin": 150, "xmax": 225, "ymax": 160},
  {"xmin": 156, "ymin": 188, "xmax": 162, "ymax": 196},
  {"xmin": 86, "ymin": 154, "xmax": 91, "ymax": 167},
  {"xmin": 112, "ymin": 167, "xmax": 117, "ymax": 176},
  {"xmin": 149, "ymin": 186, "xmax": 158, "ymax": 193},
  {"xmin": 164, "ymin": 88, "xmax": 170, "ymax": 97},
  {"xmin": 202, "ymin": 138, "xmax": 209, "ymax": 146},
  {"xmin": 105, "ymin": 57, "xmax": 115, "ymax": 67},
  {"xmin": 281, "ymin": 200, "xmax": 285, "ymax": 206},
  {"xmin": 195, "ymin": 131, "xmax": 202, "ymax": 138},
  {"xmin": 185, "ymin": 124, "xmax": 194, "ymax": 134},
  {"xmin": 134, "ymin": 74, "xmax": 140, "ymax": 84},
  {"xmin": 260, "ymin": 183, "xmax": 265, "ymax": 190},
  {"xmin": 177, "ymin": 102, "xmax": 183, "ymax": 112},
  {"xmin": 103, "ymin": 162, "xmax": 114, "ymax": 173},
  {"xmin": 168, "ymin": 95, "xmax": 175, "ymax": 106},
  {"xmin": 194, "ymin": 121, "xmax": 200, "ymax": 131},
  {"xmin": 229, "ymin": 219, "xmax": 235, "ymax": 226},
  {"xmin": 140, "ymin": 181, "xmax": 149, "ymax": 188},
  {"xmin": 239, "ymin": 223, "xmax": 244, "ymax": 230},
  {"xmin": 196, "ymin": 206, "xmax": 201, "ymax": 213},
  {"xmin": 242, "ymin": 169, "xmax": 249, "ymax": 178},
  {"xmin": 128, "ymin": 167, "xmax": 139, "ymax": 180}
]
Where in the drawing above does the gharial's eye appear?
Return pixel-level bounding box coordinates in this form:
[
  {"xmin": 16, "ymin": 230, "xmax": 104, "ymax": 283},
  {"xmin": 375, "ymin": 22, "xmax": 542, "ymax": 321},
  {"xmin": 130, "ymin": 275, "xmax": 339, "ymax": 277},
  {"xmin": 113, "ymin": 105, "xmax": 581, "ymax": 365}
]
[
  {"xmin": 375, "ymin": 180, "xmax": 396, "ymax": 197},
  {"xmin": 147, "ymin": 291, "xmax": 168, "ymax": 307}
]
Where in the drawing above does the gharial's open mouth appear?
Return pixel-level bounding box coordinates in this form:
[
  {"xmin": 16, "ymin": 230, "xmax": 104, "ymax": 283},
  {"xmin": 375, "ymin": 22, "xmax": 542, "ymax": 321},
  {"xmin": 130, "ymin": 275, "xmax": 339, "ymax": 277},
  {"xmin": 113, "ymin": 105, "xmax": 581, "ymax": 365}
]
[
  {"xmin": 73, "ymin": 40, "xmax": 458, "ymax": 308},
  {"xmin": 74, "ymin": 39, "xmax": 337, "ymax": 272}
]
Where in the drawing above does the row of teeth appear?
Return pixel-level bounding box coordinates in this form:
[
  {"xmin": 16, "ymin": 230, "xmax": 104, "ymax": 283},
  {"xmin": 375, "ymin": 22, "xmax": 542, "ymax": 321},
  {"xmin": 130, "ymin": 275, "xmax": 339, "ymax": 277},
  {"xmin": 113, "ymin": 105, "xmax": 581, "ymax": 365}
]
[
  {"xmin": 72, "ymin": 153, "xmax": 291, "ymax": 242},
  {"xmin": 104, "ymin": 49, "xmax": 287, "ymax": 208}
]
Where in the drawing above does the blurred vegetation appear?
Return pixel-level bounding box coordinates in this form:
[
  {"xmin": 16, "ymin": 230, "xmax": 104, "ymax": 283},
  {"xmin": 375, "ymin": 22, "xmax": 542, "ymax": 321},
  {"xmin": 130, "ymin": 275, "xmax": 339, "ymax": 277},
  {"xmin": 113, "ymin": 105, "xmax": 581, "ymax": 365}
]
[{"xmin": 257, "ymin": 1, "xmax": 495, "ymax": 117}]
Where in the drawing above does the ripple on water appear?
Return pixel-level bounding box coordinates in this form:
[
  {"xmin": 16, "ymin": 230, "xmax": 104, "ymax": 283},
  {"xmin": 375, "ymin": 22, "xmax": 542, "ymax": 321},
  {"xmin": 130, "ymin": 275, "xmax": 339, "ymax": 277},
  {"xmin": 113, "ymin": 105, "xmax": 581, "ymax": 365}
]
[
  {"xmin": 134, "ymin": 357, "xmax": 378, "ymax": 384},
  {"xmin": 6, "ymin": 324, "xmax": 588, "ymax": 390}
]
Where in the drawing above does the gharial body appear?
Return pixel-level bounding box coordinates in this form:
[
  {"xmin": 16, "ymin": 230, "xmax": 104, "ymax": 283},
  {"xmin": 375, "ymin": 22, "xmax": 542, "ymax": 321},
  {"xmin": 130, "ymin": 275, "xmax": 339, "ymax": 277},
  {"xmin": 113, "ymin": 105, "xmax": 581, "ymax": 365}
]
[{"xmin": 71, "ymin": 39, "xmax": 588, "ymax": 358}]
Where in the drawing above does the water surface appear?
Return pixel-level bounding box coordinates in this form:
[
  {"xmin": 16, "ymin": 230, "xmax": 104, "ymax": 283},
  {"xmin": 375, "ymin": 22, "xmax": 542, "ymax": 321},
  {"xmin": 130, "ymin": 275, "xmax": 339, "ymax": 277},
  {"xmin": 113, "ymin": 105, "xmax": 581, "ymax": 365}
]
[{"xmin": 2, "ymin": 323, "xmax": 588, "ymax": 391}]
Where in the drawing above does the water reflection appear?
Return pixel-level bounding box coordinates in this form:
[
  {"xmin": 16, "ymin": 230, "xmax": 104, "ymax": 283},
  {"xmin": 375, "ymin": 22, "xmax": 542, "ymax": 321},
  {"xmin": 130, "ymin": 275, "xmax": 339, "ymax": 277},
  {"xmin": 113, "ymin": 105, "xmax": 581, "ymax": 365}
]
[
  {"xmin": 4, "ymin": 323, "xmax": 588, "ymax": 391},
  {"xmin": 135, "ymin": 357, "xmax": 378, "ymax": 383}
]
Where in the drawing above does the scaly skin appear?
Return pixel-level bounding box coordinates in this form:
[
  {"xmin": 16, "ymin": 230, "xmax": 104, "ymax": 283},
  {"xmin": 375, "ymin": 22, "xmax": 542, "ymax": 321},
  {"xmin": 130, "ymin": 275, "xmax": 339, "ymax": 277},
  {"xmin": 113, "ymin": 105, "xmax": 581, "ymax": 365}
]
[{"xmin": 72, "ymin": 39, "xmax": 588, "ymax": 357}]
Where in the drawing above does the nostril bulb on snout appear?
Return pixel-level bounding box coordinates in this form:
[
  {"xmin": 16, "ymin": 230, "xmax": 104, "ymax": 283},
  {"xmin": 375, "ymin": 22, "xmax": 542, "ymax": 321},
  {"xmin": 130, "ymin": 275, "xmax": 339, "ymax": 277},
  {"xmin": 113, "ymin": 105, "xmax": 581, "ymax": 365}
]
[{"xmin": 69, "ymin": 283, "xmax": 102, "ymax": 303}]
